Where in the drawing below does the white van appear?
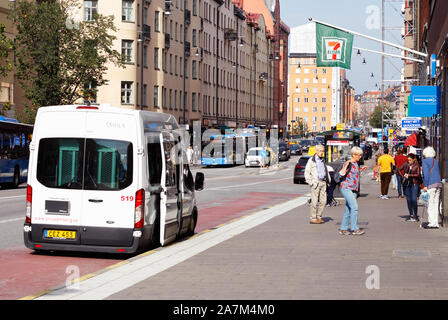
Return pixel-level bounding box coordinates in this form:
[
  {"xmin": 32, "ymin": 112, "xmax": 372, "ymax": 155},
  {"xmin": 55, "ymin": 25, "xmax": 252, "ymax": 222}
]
[{"xmin": 23, "ymin": 105, "xmax": 204, "ymax": 254}]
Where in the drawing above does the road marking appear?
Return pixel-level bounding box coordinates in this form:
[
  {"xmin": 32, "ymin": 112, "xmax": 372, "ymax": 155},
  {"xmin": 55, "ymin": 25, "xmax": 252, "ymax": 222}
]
[
  {"xmin": 34, "ymin": 195, "xmax": 310, "ymax": 300},
  {"xmin": 0, "ymin": 217, "xmax": 23, "ymax": 224},
  {"xmin": 0, "ymin": 195, "xmax": 25, "ymax": 201},
  {"xmin": 207, "ymin": 177, "xmax": 291, "ymax": 191}
]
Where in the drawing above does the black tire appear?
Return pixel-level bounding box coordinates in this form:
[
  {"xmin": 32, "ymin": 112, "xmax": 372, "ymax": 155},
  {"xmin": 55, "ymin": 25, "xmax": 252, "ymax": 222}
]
[
  {"xmin": 11, "ymin": 167, "xmax": 20, "ymax": 188},
  {"xmin": 186, "ymin": 209, "xmax": 197, "ymax": 236}
]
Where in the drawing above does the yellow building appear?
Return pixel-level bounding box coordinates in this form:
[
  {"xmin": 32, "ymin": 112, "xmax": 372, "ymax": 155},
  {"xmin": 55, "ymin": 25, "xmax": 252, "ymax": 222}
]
[{"xmin": 288, "ymin": 55, "xmax": 333, "ymax": 133}]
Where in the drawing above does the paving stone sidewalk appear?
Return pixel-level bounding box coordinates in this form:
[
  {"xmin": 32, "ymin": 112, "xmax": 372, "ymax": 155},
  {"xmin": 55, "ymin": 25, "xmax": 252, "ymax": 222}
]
[{"xmin": 108, "ymin": 170, "xmax": 448, "ymax": 300}]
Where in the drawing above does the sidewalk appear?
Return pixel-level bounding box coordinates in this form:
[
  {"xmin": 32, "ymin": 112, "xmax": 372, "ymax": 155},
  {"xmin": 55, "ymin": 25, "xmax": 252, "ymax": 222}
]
[
  {"xmin": 106, "ymin": 170, "xmax": 448, "ymax": 300},
  {"xmin": 37, "ymin": 168, "xmax": 448, "ymax": 300}
]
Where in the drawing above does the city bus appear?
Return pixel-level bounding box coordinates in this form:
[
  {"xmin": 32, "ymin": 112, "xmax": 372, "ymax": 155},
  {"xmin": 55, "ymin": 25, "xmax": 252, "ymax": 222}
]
[
  {"xmin": 201, "ymin": 132, "xmax": 257, "ymax": 167},
  {"xmin": 0, "ymin": 117, "xmax": 33, "ymax": 188}
]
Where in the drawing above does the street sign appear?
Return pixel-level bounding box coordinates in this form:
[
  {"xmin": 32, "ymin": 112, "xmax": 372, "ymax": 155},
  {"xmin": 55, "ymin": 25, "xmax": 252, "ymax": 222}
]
[
  {"xmin": 377, "ymin": 131, "xmax": 383, "ymax": 143},
  {"xmin": 401, "ymin": 117, "xmax": 422, "ymax": 130},
  {"xmin": 408, "ymin": 86, "xmax": 441, "ymax": 117}
]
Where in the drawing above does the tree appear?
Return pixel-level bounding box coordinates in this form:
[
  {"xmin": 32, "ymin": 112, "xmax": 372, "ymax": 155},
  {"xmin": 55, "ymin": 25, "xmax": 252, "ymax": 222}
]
[
  {"xmin": 9, "ymin": 0, "xmax": 123, "ymax": 123},
  {"xmin": 369, "ymin": 104, "xmax": 394, "ymax": 128},
  {"xmin": 0, "ymin": 23, "xmax": 14, "ymax": 77}
]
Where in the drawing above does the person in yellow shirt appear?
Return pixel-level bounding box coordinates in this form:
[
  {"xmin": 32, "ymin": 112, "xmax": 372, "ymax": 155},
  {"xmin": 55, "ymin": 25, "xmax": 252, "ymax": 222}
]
[{"xmin": 377, "ymin": 148, "xmax": 395, "ymax": 199}]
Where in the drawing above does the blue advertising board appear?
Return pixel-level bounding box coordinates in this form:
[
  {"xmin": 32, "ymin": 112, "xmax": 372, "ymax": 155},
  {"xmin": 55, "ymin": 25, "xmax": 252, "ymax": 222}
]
[
  {"xmin": 408, "ymin": 86, "xmax": 441, "ymax": 117},
  {"xmin": 401, "ymin": 117, "xmax": 422, "ymax": 130},
  {"xmin": 431, "ymin": 54, "xmax": 437, "ymax": 78}
]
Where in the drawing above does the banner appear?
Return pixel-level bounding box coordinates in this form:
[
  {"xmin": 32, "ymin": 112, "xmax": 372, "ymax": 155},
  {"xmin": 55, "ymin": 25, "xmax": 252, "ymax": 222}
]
[
  {"xmin": 316, "ymin": 23, "xmax": 354, "ymax": 69},
  {"xmin": 408, "ymin": 86, "xmax": 441, "ymax": 117}
]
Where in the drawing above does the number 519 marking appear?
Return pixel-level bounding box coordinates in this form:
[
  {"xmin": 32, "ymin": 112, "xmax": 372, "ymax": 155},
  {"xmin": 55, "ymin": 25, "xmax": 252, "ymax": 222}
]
[{"xmin": 121, "ymin": 196, "xmax": 134, "ymax": 201}]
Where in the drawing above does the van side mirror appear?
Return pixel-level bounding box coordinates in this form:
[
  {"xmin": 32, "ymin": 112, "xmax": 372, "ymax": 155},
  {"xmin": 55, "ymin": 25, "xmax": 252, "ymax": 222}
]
[{"xmin": 195, "ymin": 172, "xmax": 205, "ymax": 191}]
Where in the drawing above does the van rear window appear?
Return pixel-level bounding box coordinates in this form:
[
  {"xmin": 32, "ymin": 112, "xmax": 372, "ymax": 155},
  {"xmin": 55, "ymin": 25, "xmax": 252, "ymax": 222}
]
[{"xmin": 37, "ymin": 138, "xmax": 133, "ymax": 190}]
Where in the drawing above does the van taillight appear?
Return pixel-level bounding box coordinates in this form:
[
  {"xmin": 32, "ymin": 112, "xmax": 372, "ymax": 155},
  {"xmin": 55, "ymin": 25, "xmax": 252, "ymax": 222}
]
[
  {"xmin": 26, "ymin": 184, "xmax": 32, "ymax": 224},
  {"xmin": 134, "ymin": 189, "xmax": 145, "ymax": 229},
  {"xmin": 76, "ymin": 106, "xmax": 98, "ymax": 110}
]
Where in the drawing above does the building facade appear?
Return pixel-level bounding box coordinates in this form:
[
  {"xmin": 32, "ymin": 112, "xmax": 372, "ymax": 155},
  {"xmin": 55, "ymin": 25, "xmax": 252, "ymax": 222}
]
[{"xmin": 288, "ymin": 22, "xmax": 350, "ymax": 133}]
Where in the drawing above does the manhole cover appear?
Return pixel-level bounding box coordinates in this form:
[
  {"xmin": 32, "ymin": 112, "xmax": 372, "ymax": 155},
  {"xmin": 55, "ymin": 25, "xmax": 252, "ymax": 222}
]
[{"xmin": 393, "ymin": 250, "xmax": 431, "ymax": 257}]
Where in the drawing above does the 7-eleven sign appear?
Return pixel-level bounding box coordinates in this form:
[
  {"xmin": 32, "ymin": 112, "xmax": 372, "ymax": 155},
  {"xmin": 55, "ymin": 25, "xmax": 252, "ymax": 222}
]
[{"xmin": 316, "ymin": 23, "xmax": 353, "ymax": 69}]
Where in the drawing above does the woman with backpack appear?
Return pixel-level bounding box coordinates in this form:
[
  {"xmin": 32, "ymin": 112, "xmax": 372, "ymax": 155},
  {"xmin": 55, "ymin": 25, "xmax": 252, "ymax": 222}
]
[{"xmin": 336, "ymin": 146, "xmax": 368, "ymax": 236}]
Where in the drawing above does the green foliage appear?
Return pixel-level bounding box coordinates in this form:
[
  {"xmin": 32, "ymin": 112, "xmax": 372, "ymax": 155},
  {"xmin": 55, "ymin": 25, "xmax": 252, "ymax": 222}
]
[
  {"xmin": 9, "ymin": 0, "xmax": 123, "ymax": 117},
  {"xmin": 369, "ymin": 104, "xmax": 394, "ymax": 128},
  {"xmin": 0, "ymin": 23, "xmax": 14, "ymax": 77}
]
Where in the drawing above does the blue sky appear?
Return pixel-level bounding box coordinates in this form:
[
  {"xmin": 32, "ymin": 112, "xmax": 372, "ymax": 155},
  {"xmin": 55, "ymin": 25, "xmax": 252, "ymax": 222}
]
[{"xmin": 280, "ymin": 0, "xmax": 406, "ymax": 94}]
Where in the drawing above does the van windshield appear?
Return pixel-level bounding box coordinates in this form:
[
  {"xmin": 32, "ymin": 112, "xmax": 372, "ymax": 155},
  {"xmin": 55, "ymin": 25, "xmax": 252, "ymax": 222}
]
[{"xmin": 37, "ymin": 138, "xmax": 133, "ymax": 190}]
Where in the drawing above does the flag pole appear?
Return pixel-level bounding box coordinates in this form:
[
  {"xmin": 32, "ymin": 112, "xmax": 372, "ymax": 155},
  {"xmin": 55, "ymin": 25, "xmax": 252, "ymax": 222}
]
[
  {"xmin": 309, "ymin": 18, "xmax": 427, "ymax": 58},
  {"xmin": 353, "ymin": 46, "xmax": 425, "ymax": 63}
]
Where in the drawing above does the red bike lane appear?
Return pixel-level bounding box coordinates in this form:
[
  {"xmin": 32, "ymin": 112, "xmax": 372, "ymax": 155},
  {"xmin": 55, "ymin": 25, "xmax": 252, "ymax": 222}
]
[{"xmin": 0, "ymin": 191, "xmax": 299, "ymax": 300}]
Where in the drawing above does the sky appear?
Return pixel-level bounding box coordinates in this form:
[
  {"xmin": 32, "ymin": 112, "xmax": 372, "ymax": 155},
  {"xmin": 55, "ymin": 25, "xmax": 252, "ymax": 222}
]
[{"xmin": 280, "ymin": 0, "xmax": 406, "ymax": 95}]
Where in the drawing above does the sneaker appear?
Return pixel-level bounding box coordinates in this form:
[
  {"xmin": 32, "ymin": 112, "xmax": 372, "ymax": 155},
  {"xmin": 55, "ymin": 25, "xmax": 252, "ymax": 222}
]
[
  {"xmin": 351, "ymin": 229, "xmax": 365, "ymax": 235},
  {"xmin": 406, "ymin": 216, "xmax": 417, "ymax": 222},
  {"xmin": 339, "ymin": 230, "xmax": 351, "ymax": 235},
  {"xmin": 316, "ymin": 218, "xmax": 325, "ymax": 223},
  {"xmin": 310, "ymin": 219, "xmax": 320, "ymax": 224}
]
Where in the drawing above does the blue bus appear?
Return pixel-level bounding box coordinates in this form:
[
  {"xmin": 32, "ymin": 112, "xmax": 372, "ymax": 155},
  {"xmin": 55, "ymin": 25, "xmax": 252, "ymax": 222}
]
[
  {"xmin": 0, "ymin": 117, "xmax": 33, "ymax": 188},
  {"xmin": 201, "ymin": 132, "xmax": 260, "ymax": 166}
]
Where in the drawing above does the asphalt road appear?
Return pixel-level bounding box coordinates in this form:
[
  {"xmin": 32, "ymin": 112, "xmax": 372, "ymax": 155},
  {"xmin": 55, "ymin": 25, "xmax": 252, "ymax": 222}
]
[{"xmin": 0, "ymin": 155, "xmax": 309, "ymax": 299}]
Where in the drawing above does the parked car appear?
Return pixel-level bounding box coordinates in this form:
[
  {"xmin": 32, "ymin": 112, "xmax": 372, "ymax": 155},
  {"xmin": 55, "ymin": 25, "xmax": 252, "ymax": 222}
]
[
  {"xmin": 294, "ymin": 156, "xmax": 311, "ymax": 184},
  {"xmin": 279, "ymin": 142, "xmax": 291, "ymax": 161},
  {"xmin": 245, "ymin": 147, "xmax": 267, "ymax": 167},
  {"xmin": 289, "ymin": 143, "xmax": 302, "ymax": 156},
  {"xmin": 299, "ymin": 139, "xmax": 313, "ymax": 154}
]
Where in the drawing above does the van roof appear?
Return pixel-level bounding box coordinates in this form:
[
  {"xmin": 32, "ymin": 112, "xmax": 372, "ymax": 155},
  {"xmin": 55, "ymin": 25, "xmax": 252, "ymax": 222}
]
[{"xmin": 37, "ymin": 104, "xmax": 180, "ymax": 129}]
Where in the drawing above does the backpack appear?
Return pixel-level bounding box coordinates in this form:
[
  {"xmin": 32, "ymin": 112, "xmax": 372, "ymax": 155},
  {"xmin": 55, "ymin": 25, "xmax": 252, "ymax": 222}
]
[{"xmin": 333, "ymin": 162, "xmax": 352, "ymax": 184}]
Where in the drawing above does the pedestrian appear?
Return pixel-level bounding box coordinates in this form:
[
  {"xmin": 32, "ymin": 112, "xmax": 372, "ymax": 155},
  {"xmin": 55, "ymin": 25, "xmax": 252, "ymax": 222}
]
[
  {"xmin": 377, "ymin": 148, "xmax": 395, "ymax": 199},
  {"xmin": 260, "ymin": 147, "xmax": 268, "ymax": 168},
  {"xmin": 304, "ymin": 144, "xmax": 331, "ymax": 224},
  {"xmin": 394, "ymin": 148, "xmax": 408, "ymax": 199},
  {"xmin": 337, "ymin": 146, "xmax": 367, "ymax": 235},
  {"xmin": 400, "ymin": 153, "xmax": 421, "ymax": 222},
  {"xmin": 421, "ymin": 147, "xmax": 442, "ymax": 229},
  {"xmin": 326, "ymin": 165, "xmax": 336, "ymax": 207},
  {"xmin": 187, "ymin": 146, "xmax": 194, "ymax": 165}
]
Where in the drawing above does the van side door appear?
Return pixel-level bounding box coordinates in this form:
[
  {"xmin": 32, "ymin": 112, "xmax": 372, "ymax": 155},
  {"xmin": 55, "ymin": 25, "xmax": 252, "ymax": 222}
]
[{"xmin": 159, "ymin": 131, "xmax": 179, "ymax": 245}]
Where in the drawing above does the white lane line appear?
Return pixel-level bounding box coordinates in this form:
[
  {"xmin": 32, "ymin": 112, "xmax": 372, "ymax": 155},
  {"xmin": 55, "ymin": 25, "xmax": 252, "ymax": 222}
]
[
  {"xmin": 37, "ymin": 195, "xmax": 310, "ymax": 300},
  {"xmin": 0, "ymin": 195, "xmax": 25, "ymax": 201},
  {"xmin": 0, "ymin": 217, "xmax": 23, "ymax": 224},
  {"xmin": 206, "ymin": 177, "xmax": 291, "ymax": 191}
]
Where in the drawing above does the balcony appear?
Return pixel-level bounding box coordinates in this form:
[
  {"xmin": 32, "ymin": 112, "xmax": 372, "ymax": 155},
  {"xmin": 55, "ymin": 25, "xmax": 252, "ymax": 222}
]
[
  {"xmin": 141, "ymin": 24, "xmax": 151, "ymax": 42},
  {"xmin": 185, "ymin": 9, "xmax": 191, "ymax": 25},
  {"xmin": 185, "ymin": 41, "xmax": 191, "ymax": 57},
  {"xmin": 165, "ymin": 33, "xmax": 170, "ymax": 49},
  {"xmin": 224, "ymin": 28, "xmax": 238, "ymax": 41}
]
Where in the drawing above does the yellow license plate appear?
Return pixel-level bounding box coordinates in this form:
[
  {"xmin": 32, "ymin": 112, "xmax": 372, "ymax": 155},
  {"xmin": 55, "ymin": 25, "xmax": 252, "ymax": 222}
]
[{"xmin": 44, "ymin": 230, "xmax": 76, "ymax": 240}]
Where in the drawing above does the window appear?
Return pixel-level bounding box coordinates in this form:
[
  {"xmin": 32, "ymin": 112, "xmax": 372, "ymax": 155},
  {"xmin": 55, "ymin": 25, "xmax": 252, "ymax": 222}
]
[
  {"xmin": 121, "ymin": 40, "xmax": 134, "ymax": 64},
  {"xmin": 192, "ymin": 60, "xmax": 197, "ymax": 79},
  {"xmin": 84, "ymin": 0, "xmax": 98, "ymax": 21},
  {"xmin": 322, "ymin": 107, "xmax": 326, "ymax": 113},
  {"xmin": 313, "ymin": 107, "xmax": 317, "ymax": 112},
  {"xmin": 154, "ymin": 85, "xmax": 159, "ymax": 107},
  {"xmin": 295, "ymin": 67, "xmax": 301, "ymax": 74},
  {"xmin": 121, "ymin": 81, "xmax": 133, "ymax": 104},
  {"xmin": 304, "ymin": 68, "xmax": 309, "ymax": 74},
  {"xmin": 304, "ymin": 78, "xmax": 309, "ymax": 84},
  {"xmin": 313, "ymin": 98, "xmax": 318, "ymax": 103},
  {"xmin": 295, "ymin": 107, "xmax": 299, "ymax": 112},
  {"xmin": 304, "ymin": 98, "xmax": 309, "ymax": 103},
  {"xmin": 192, "ymin": 93, "xmax": 197, "ymax": 111},
  {"xmin": 143, "ymin": 45, "xmax": 148, "ymax": 67},
  {"xmin": 295, "ymin": 97, "xmax": 300, "ymax": 103},
  {"xmin": 83, "ymin": 81, "xmax": 97, "ymax": 103},
  {"xmin": 295, "ymin": 78, "xmax": 300, "ymax": 84},
  {"xmin": 162, "ymin": 87, "xmax": 167, "ymax": 109},
  {"xmin": 142, "ymin": 84, "xmax": 147, "ymax": 107},
  {"xmin": 122, "ymin": 0, "xmax": 134, "ymax": 22},
  {"xmin": 304, "ymin": 107, "xmax": 309, "ymax": 113},
  {"xmin": 192, "ymin": 29, "xmax": 197, "ymax": 47},
  {"xmin": 322, "ymin": 78, "xmax": 327, "ymax": 84},
  {"xmin": 155, "ymin": 11, "xmax": 160, "ymax": 32},
  {"xmin": 154, "ymin": 48, "xmax": 159, "ymax": 69},
  {"xmin": 322, "ymin": 68, "xmax": 327, "ymax": 74},
  {"xmin": 322, "ymin": 98, "xmax": 327, "ymax": 102},
  {"xmin": 37, "ymin": 138, "xmax": 133, "ymax": 191},
  {"xmin": 304, "ymin": 88, "xmax": 309, "ymax": 93}
]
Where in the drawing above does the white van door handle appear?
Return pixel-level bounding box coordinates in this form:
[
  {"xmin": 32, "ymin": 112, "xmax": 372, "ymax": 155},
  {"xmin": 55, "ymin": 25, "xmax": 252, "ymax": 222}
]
[{"xmin": 88, "ymin": 199, "xmax": 103, "ymax": 203}]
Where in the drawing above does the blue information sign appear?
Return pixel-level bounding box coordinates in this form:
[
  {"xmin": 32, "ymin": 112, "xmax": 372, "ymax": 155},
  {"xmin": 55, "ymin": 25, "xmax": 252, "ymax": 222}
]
[
  {"xmin": 408, "ymin": 86, "xmax": 441, "ymax": 117},
  {"xmin": 401, "ymin": 117, "xmax": 422, "ymax": 130}
]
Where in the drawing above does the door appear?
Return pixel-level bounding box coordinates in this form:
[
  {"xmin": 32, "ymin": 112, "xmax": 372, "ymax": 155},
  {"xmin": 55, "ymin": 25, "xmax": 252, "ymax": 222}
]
[
  {"xmin": 80, "ymin": 138, "xmax": 135, "ymax": 246},
  {"xmin": 159, "ymin": 131, "xmax": 179, "ymax": 245}
]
